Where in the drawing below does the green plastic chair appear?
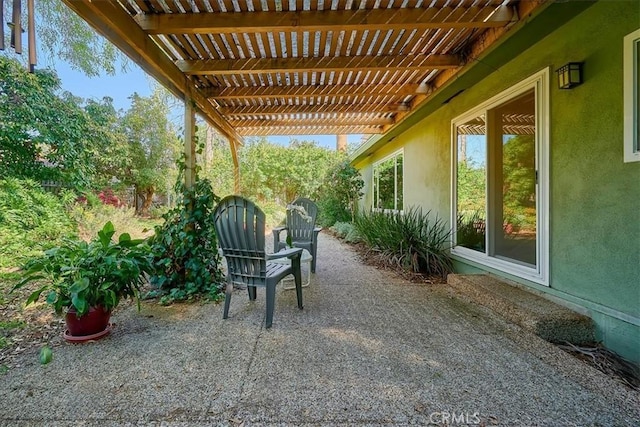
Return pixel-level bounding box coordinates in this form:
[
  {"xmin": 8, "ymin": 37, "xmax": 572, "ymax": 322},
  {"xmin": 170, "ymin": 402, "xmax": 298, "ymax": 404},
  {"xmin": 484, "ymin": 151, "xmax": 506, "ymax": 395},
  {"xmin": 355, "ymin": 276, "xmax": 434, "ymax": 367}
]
[
  {"xmin": 272, "ymin": 197, "xmax": 322, "ymax": 273},
  {"xmin": 213, "ymin": 195, "xmax": 303, "ymax": 328}
]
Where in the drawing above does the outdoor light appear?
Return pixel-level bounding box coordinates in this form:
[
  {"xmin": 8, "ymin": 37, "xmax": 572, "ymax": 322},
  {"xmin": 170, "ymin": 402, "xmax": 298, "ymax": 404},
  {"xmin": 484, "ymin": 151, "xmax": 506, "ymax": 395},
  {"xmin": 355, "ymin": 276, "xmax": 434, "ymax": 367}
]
[{"xmin": 556, "ymin": 62, "xmax": 583, "ymax": 89}]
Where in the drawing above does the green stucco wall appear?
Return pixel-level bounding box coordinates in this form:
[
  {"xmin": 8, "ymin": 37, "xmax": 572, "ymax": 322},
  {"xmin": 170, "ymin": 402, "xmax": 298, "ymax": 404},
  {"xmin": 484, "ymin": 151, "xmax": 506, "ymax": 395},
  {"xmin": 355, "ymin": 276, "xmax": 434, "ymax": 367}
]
[{"xmin": 353, "ymin": 1, "xmax": 640, "ymax": 362}]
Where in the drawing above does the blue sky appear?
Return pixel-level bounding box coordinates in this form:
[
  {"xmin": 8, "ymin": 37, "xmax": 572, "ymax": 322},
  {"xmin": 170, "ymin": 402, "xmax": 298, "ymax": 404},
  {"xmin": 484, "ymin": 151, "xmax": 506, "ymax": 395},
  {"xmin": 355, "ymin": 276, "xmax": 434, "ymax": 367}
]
[{"xmin": 54, "ymin": 59, "xmax": 362, "ymax": 150}]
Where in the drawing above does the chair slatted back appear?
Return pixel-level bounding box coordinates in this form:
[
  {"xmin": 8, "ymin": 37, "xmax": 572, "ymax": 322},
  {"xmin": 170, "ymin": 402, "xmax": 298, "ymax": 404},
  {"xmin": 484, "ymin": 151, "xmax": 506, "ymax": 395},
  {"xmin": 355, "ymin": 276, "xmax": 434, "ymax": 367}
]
[
  {"xmin": 213, "ymin": 196, "xmax": 267, "ymax": 287},
  {"xmin": 287, "ymin": 198, "xmax": 318, "ymax": 242}
]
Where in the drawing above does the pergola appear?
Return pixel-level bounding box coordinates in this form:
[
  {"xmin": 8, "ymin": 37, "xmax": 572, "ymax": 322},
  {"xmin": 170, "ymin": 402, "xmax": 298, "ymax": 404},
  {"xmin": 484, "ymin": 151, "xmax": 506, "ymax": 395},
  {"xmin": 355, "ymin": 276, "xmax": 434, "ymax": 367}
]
[{"xmin": 60, "ymin": 0, "xmax": 550, "ymax": 190}]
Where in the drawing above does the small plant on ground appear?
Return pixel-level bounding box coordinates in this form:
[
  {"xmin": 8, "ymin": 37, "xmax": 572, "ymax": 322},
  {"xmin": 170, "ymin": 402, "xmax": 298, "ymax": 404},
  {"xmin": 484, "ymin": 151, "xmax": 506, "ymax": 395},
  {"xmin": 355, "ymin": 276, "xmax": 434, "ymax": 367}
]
[
  {"xmin": 354, "ymin": 207, "xmax": 453, "ymax": 278},
  {"xmin": 148, "ymin": 137, "xmax": 224, "ymax": 304},
  {"xmin": 455, "ymin": 211, "xmax": 486, "ymax": 251},
  {"xmin": 330, "ymin": 222, "xmax": 361, "ymax": 243},
  {"xmin": 0, "ymin": 179, "xmax": 76, "ymax": 269},
  {"xmin": 13, "ymin": 221, "xmax": 153, "ymax": 316}
]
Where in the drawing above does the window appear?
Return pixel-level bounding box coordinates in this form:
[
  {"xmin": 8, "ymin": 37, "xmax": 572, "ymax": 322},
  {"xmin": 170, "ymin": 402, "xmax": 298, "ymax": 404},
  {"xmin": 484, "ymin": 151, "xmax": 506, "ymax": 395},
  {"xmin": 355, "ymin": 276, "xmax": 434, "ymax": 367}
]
[
  {"xmin": 624, "ymin": 29, "xmax": 640, "ymax": 163},
  {"xmin": 373, "ymin": 150, "xmax": 403, "ymax": 212},
  {"xmin": 452, "ymin": 70, "xmax": 549, "ymax": 285}
]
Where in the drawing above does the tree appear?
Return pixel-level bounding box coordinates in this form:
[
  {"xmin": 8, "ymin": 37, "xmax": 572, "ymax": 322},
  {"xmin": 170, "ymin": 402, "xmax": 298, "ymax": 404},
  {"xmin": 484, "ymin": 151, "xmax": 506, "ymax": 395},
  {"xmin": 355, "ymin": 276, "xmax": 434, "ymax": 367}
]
[
  {"xmin": 316, "ymin": 159, "xmax": 364, "ymax": 226},
  {"xmin": 120, "ymin": 89, "xmax": 180, "ymax": 216},
  {"xmin": 2, "ymin": 0, "xmax": 123, "ymax": 76},
  {"xmin": 0, "ymin": 56, "xmax": 94, "ymax": 186},
  {"xmin": 238, "ymin": 137, "xmax": 338, "ymax": 203},
  {"xmin": 82, "ymin": 96, "xmax": 130, "ymax": 189}
]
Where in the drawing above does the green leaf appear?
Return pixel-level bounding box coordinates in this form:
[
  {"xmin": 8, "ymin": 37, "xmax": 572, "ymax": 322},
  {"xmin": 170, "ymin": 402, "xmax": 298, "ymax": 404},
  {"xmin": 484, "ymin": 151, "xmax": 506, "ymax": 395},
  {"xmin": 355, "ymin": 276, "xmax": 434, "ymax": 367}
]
[
  {"xmin": 26, "ymin": 289, "xmax": 45, "ymax": 306},
  {"xmin": 72, "ymin": 295, "xmax": 88, "ymax": 315},
  {"xmin": 69, "ymin": 277, "xmax": 90, "ymax": 294},
  {"xmin": 118, "ymin": 233, "xmax": 132, "ymax": 243},
  {"xmin": 45, "ymin": 291, "xmax": 57, "ymax": 304},
  {"xmin": 39, "ymin": 346, "xmax": 53, "ymax": 365}
]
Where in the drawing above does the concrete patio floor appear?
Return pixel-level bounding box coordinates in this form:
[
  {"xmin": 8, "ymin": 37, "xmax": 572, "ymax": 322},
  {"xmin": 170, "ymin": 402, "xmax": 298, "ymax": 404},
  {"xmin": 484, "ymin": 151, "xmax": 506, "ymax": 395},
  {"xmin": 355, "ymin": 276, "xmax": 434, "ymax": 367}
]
[{"xmin": 1, "ymin": 233, "xmax": 638, "ymax": 426}]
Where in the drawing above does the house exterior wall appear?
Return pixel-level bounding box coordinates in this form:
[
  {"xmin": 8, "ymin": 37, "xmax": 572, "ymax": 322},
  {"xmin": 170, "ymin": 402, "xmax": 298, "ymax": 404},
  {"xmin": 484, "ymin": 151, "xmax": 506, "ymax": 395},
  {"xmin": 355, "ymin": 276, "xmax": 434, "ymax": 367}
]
[{"xmin": 352, "ymin": 1, "xmax": 640, "ymax": 362}]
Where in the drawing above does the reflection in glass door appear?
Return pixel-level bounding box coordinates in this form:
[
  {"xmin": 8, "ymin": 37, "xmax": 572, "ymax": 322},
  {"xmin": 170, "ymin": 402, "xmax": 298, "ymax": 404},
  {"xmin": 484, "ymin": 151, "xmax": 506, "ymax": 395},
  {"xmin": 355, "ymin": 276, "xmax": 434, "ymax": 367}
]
[{"xmin": 489, "ymin": 89, "xmax": 537, "ymax": 267}]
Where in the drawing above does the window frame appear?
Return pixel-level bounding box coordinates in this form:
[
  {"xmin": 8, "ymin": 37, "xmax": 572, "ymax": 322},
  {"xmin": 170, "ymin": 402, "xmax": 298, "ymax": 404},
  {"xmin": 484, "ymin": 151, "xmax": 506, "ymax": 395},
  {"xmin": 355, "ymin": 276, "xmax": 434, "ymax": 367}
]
[
  {"xmin": 372, "ymin": 149, "xmax": 404, "ymax": 213},
  {"xmin": 451, "ymin": 69, "xmax": 550, "ymax": 285},
  {"xmin": 623, "ymin": 28, "xmax": 640, "ymax": 163}
]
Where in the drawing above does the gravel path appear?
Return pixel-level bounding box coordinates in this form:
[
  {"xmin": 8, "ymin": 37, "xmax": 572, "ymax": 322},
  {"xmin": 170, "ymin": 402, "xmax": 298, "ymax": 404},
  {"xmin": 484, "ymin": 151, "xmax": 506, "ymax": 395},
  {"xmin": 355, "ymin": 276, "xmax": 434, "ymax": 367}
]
[{"xmin": 1, "ymin": 232, "xmax": 638, "ymax": 426}]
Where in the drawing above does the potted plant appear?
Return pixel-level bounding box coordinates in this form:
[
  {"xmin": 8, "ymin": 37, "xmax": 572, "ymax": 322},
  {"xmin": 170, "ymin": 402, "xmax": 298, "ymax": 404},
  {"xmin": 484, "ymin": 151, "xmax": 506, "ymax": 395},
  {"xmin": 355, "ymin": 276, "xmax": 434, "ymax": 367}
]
[{"xmin": 13, "ymin": 221, "xmax": 153, "ymax": 342}]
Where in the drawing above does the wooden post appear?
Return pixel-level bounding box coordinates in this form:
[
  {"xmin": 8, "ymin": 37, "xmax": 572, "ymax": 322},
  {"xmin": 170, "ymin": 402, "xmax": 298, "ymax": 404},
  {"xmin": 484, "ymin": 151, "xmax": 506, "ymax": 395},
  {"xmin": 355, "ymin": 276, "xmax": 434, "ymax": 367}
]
[
  {"xmin": 337, "ymin": 134, "xmax": 347, "ymax": 152},
  {"xmin": 0, "ymin": 1, "xmax": 5, "ymax": 51},
  {"xmin": 184, "ymin": 96, "xmax": 196, "ymax": 189},
  {"xmin": 230, "ymin": 138, "xmax": 240, "ymax": 193},
  {"xmin": 11, "ymin": 0, "xmax": 22, "ymax": 54},
  {"xmin": 27, "ymin": 0, "xmax": 36, "ymax": 72}
]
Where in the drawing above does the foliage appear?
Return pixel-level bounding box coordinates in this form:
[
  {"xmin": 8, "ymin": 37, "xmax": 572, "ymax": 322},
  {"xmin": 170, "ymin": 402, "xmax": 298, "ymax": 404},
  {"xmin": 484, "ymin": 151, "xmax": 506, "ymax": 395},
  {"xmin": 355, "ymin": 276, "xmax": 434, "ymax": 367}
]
[
  {"xmin": 0, "ymin": 179, "xmax": 76, "ymax": 268},
  {"xmin": 81, "ymin": 97, "xmax": 131, "ymax": 189},
  {"xmin": 120, "ymin": 90, "xmax": 181, "ymax": 216},
  {"xmin": 316, "ymin": 160, "xmax": 364, "ymax": 227},
  {"xmin": 354, "ymin": 207, "xmax": 453, "ymax": 278},
  {"xmin": 4, "ymin": 0, "xmax": 123, "ymax": 77},
  {"xmin": 0, "ymin": 56, "xmax": 96, "ymax": 186},
  {"xmin": 238, "ymin": 137, "xmax": 339, "ymax": 203},
  {"xmin": 68, "ymin": 202, "xmax": 156, "ymax": 243},
  {"xmin": 149, "ymin": 176, "xmax": 224, "ymax": 304},
  {"xmin": 330, "ymin": 222, "xmax": 361, "ymax": 243},
  {"xmin": 456, "ymin": 158, "xmax": 486, "ymax": 216},
  {"xmin": 456, "ymin": 211, "xmax": 486, "ymax": 251},
  {"xmin": 14, "ymin": 221, "xmax": 153, "ymax": 316}
]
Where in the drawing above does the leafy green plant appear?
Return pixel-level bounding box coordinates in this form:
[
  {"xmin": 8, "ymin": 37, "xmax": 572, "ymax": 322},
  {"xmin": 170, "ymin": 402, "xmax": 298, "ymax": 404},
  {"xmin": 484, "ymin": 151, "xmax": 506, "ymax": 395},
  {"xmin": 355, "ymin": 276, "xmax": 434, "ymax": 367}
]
[
  {"xmin": 456, "ymin": 211, "xmax": 486, "ymax": 251},
  {"xmin": 13, "ymin": 221, "xmax": 153, "ymax": 315},
  {"xmin": 354, "ymin": 207, "xmax": 453, "ymax": 278},
  {"xmin": 148, "ymin": 178, "xmax": 224, "ymax": 304},
  {"xmin": 316, "ymin": 160, "xmax": 364, "ymax": 227},
  {"xmin": 0, "ymin": 179, "xmax": 76, "ymax": 268},
  {"xmin": 330, "ymin": 222, "xmax": 361, "ymax": 243}
]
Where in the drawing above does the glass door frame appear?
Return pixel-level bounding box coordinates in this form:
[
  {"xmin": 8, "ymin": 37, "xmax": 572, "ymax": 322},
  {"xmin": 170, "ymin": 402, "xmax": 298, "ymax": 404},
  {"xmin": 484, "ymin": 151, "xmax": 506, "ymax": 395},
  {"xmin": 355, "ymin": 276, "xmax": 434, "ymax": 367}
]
[{"xmin": 450, "ymin": 69, "xmax": 550, "ymax": 286}]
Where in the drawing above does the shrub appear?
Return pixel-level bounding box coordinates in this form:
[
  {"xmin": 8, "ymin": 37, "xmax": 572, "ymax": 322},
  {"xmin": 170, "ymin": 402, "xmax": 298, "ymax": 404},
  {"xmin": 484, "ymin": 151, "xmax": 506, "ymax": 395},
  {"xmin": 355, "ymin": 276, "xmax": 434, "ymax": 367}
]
[
  {"xmin": 148, "ymin": 178, "xmax": 224, "ymax": 304},
  {"xmin": 354, "ymin": 207, "xmax": 453, "ymax": 278},
  {"xmin": 330, "ymin": 222, "xmax": 361, "ymax": 243},
  {"xmin": 456, "ymin": 211, "xmax": 486, "ymax": 251},
  {"xmin": 0, "ymin": 179, "xmax": 76, "ymax": 268},
  {"xmin": 68, "ymin": 203, "xmax": 153, "ymax": 242},
  {"xmin": 316, "ymin": 160, "xmax": 364, "ymax": 227}
]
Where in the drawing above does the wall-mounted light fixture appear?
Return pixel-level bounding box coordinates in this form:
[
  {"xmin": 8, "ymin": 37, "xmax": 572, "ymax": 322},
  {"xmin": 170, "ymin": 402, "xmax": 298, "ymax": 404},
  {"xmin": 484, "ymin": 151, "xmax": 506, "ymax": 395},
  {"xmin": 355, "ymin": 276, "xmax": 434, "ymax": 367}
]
[{"xmin": 556, "ymin": 62, "xmax": 583, "ymax": 89}]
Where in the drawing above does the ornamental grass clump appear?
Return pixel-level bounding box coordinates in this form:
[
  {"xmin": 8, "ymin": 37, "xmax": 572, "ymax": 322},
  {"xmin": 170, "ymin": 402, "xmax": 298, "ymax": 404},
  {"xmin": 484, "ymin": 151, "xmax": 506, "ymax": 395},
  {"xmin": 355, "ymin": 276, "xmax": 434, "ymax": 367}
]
[{"xmin": 354, "ymin": 207, "xmax": 453, "ymax": 278}]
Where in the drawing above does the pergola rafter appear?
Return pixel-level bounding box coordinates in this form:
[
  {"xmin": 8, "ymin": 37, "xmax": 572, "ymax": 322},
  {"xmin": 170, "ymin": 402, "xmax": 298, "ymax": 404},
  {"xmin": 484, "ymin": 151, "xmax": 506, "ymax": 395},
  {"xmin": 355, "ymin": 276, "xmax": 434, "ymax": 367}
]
[
  {"xmin": 177, "ymin": 55, "xmax": 461, "ymax": 76},
  {"xmin": 134, "ymin": 6, "xmax": 516, "ymax": 34},
  {"xmin": 61, "ymin": 0, "xmax": 552, "ymax": 181}
]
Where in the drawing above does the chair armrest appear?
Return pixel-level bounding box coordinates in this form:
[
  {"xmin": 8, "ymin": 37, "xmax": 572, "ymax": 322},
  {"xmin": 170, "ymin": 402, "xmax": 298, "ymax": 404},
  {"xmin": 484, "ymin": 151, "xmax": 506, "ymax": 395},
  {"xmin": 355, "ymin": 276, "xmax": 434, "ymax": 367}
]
[
  {"xmin": 267, "ymin": 247, "xmax": 302, "ymax": 260},
  {"xmin": 272, "ymin": 226, "xmax": 288, "ymax": 250}
]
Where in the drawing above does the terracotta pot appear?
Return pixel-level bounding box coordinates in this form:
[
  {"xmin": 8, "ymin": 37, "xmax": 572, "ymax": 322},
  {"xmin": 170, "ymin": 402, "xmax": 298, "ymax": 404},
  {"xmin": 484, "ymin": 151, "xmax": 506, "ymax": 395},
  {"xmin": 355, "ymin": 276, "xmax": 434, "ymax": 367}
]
[{"xmin": 65, "ymin": 306, "xmax": 111, "ymax": 337}]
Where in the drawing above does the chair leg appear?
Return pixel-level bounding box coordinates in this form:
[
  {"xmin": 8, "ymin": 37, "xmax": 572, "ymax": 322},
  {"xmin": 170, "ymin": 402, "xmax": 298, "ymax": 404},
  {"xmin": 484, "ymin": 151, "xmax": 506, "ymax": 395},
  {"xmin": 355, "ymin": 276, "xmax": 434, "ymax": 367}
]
[
  {"xmin": 310, "ymin": 244, "xmax": 317, "ymax": 273},
  {"xmin": 223, "ymin": 282, "xmax": 232, "ymax": 319},
  {"xmin": 292, "ymin": 258, "xmax": 304, "ymax": 310},
  {"xmin": 248, "ymin": 286, "xmax": 257, "ymax": 300},
  {"xmin": 265, "ymin": 283, "xmax": 276, "ymax": 328}
]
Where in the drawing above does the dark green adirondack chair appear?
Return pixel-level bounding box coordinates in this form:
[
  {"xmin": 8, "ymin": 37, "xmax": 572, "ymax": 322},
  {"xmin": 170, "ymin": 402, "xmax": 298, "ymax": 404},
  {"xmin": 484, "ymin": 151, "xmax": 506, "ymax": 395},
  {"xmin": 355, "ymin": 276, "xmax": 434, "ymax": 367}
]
[
  {"xmin": 272, "ymin": 197, "xmax": 322, "ymax": 273},
  {"xmin": 213, "ymin": 195, "xmax": 304, "ymax": 328}
]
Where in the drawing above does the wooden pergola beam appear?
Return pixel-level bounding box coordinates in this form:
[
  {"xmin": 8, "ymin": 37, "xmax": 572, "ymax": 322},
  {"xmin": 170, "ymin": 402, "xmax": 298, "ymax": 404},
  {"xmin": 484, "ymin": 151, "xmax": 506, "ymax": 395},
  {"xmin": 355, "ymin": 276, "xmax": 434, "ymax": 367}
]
[
  {"xmin": 177, "ymin": 54, "xmax": 460, "ymax": 76},
  {"xmin": 205, "ymin": 83, "xmax": 424, "ymax": 100},
  {"xmin": 237, "ymin": 125, "xmax": 384, "ymax": 136},
  {"xmin": 229, "ymin": 117, "xmax": 394, "ymax": 128},
  {"xmin": 61, "ymin": 0, "xmax": 242, "ymax": 146},
  {"xmin": 220, "ymin": 102, "xmax": 407, "ymax": 116},
  {"xmin": 135, "ymin": 6, "xmax": 515, "ymax": 34}
]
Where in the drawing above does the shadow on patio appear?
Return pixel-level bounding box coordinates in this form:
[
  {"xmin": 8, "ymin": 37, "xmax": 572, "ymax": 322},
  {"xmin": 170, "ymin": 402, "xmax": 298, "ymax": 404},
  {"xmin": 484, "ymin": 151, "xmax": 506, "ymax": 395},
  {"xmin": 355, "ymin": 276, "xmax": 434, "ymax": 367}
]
[{"xmin": 0, "ymin": 233, "xmax": 638, "ymax": 425}]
